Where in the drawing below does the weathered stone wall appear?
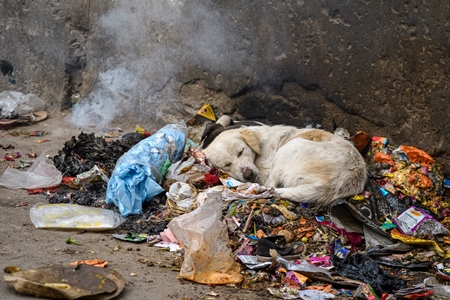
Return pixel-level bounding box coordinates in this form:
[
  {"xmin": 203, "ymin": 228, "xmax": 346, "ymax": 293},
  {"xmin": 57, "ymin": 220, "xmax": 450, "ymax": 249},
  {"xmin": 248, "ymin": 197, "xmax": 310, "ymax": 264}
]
[{"xmin": 1, "ymin": 0, "xmax": 449, "ymax": 172}]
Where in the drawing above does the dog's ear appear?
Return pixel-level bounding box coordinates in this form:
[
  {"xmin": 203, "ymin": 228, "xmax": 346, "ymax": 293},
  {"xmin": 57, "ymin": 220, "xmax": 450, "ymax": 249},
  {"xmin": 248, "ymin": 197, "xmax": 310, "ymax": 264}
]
[
  {"xmin": 240, "ymin": 128, "xmax": 261, "ymax": 154},
  {"xmin": 201, "ymin": 123, "xmax": 223, "ymax": 143}
]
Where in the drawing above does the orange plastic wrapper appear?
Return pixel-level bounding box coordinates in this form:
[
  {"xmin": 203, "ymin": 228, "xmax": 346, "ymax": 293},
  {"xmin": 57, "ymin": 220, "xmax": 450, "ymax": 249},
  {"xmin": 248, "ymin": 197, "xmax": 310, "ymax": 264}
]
[
  {"xmin": 373, "ymin": 152, "xmax": 395, "ymax": 166},
  {"xmin": 70, "ymin": 258, "xmax": 108, "ymax": 268},
  {"xmin": 399, "ymin": 145, "xmax": 435, "ymax": 166},
  {"xmin": 283, "ymin": 270, "xmax": 309, "ymax": 287},
  {"xmin": 306, "ymin": 284, "xmax": 334, "ymax": 293},
  {"xmin": 256, "ymin": 229, "xmax": 267, "ymax": 239},
  {"xmin": 408, "ymin": 170, "xmax": 432, "ymax": 189},
  {"xmin": 391, "ymin": 228, "xmax": 448, "ymax": 258}
]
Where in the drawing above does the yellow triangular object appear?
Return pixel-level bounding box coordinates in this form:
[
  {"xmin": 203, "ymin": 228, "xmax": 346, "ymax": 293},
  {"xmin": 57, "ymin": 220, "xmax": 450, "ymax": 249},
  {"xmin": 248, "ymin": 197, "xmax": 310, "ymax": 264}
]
[
  {"xmin": 135, "ymin": 125, "xmax": 145, "ymax": 135},
  {"xmin": 197, "ymin": 103, "xmax": 216, "ymax": 121}
]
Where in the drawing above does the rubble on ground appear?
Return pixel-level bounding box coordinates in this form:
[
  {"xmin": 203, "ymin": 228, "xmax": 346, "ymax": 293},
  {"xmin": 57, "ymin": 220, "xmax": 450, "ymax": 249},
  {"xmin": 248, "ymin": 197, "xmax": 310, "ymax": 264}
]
[{"xmin": 5, "ymin": 120, "xmax": 450, "ymax": 300}]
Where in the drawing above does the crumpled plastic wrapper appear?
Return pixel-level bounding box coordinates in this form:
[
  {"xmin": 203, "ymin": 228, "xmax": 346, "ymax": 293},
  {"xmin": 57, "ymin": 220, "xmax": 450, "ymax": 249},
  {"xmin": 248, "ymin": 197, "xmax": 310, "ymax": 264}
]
[
  {"xmin": 166, "ymin": 182, "xmax": 198, "ymax": 215},
  {"xmin": 0, "ymin": 150, "xmax": 62, "ymax": 189}
]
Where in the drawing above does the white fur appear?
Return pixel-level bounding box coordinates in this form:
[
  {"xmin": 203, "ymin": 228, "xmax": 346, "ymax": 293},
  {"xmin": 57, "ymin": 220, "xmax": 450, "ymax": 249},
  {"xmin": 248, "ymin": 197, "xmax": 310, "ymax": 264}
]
[{"xmin": 202, "ymin": 125, "xmax": 367, "ymax": 205}]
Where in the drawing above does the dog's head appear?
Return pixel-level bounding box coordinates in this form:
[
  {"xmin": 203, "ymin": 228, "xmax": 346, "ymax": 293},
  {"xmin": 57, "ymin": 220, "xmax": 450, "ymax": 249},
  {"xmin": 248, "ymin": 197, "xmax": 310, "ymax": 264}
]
[{"xmin": 202, "ymin": 128, "xmax": 261, "ymax": 183}]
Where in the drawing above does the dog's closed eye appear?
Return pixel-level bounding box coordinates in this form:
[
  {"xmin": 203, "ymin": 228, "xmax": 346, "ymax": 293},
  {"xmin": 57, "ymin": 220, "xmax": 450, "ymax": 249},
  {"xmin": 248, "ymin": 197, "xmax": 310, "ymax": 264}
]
[{"xmin": 238, "ymin": 149, "xmax": 244, "ymax": 157}]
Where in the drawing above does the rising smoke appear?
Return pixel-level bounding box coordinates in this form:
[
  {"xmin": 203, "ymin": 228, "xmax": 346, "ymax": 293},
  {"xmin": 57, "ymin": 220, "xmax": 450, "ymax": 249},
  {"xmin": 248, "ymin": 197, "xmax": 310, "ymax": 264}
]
[{"xmin": 68, "ymin": 1, "xmax": 260, "ymax": 130}]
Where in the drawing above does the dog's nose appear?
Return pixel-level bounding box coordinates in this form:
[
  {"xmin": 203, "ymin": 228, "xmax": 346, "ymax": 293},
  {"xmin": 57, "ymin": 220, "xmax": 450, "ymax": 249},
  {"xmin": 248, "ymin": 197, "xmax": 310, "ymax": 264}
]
[{"xmin": 242, "ymin": 167, "xmax": 256, "ymax": 182}]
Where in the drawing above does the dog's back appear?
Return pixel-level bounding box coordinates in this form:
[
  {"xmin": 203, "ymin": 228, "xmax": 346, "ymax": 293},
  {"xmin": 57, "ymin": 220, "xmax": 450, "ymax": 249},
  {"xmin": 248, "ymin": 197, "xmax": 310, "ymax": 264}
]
[{"xmin": 265, "ymin": 130, "xmax": 367, "ymax": 205}]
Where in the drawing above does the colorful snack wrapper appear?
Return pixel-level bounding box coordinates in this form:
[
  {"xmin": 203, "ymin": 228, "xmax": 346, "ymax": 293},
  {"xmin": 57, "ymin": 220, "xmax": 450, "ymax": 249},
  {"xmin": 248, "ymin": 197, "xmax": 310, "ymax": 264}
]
[{"xmin": 393, "ymin": 206, "xmax": 448, "ymax": 237}]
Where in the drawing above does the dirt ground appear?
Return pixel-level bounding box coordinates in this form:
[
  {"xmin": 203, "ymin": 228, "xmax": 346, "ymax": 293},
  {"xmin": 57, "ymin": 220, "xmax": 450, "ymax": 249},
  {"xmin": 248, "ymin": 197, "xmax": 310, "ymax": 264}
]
[{"xmin": 0, "ymin": 112, "xmax": 270, "ymax": 300}]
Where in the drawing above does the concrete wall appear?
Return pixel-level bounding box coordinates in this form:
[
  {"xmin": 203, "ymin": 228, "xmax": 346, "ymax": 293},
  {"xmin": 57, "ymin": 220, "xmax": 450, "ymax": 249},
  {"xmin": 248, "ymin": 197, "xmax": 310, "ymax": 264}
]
[{"xmin": 1, "ymin": 0, "xmax": 449, "ymax": 172}]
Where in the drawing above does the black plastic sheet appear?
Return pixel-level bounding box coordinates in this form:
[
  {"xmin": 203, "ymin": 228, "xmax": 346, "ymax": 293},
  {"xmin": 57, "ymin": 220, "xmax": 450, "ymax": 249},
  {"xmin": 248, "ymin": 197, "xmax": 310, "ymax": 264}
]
[{"xmin": 332, "ymin": 253, "xmax": 407, "ymax": 295}]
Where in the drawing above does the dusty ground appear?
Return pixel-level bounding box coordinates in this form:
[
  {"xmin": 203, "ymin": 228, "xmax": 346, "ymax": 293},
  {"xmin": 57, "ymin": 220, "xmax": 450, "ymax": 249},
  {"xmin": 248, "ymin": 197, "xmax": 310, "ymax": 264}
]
[{"xmin": 0, "ymin": 112, "xmax": 270, "ymax": 300}]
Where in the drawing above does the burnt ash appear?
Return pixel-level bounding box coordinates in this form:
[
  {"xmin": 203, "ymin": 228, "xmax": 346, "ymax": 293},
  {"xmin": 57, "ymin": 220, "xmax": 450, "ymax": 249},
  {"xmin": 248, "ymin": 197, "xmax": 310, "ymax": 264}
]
[
  {"xmin": 52, "ymin": 132, "xmax": 145, "ymax": 176},
  {"xmin": 118, "ymin": 194, "xmax": 169, "ymax": 235},
  {"xmin": 47, "ymin": 181, "xmax": 109, "ymax": 206}
]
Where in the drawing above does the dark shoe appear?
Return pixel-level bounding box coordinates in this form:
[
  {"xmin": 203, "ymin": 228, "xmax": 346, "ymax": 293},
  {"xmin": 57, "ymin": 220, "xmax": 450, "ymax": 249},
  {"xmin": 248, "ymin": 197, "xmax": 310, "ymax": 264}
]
[
  {"xmin": 256, "ymin": 236, "xmax": 306, "ymax": 261},
  {"xmin": 256, "ymin": 236, "xmax": 293, "ymax": 256}
]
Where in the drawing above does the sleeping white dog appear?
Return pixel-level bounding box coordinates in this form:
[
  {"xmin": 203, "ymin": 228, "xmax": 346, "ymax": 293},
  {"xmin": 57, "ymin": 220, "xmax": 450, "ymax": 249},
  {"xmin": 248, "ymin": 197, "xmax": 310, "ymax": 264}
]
[{"xmin": 202, "ymin": 124, "xmax": 367, "ymax": 206}]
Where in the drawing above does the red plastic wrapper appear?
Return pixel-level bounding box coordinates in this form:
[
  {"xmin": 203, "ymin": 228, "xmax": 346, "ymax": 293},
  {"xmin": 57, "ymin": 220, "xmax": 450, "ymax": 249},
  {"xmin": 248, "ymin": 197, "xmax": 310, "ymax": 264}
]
[
  {"xmin": 27, "ymin": 186, "xmax": 60, "ymax": 195},
  {"xmin": 205, "ymin": 168, "xmax": 220, "ymax": 187}
]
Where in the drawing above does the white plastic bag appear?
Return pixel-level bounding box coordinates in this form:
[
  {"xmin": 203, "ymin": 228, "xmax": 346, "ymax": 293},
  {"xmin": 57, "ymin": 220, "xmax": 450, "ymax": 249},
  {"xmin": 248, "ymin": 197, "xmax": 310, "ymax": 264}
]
[
  {"xmin": 0, "ymin": 151, "xmax": 62, "ymax": 189},
  {"xmin": 168, "ymin": 190, "xmax": 243, "ymax": 284},
  {"xmin": 166, "ymin": 182, "xmax": 198, "ymax": 215},
  {"xmin": 30, "ymin": 204, "xmax": 125, "ymax": 231},
  {"xmin": 0, "ymin": 91, "xmax": 46, "ymax": 118}
]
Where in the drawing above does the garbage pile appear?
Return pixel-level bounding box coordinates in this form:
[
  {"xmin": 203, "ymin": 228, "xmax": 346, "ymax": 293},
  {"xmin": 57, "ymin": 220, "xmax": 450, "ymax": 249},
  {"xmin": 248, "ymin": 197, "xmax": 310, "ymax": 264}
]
[
  {"xmin": 4, "ymin": 117, "xmax": 450, "ymax": 299},
  {"xmin": 155, "ymin": 127, "xmax": 450, "ymax": 299}
]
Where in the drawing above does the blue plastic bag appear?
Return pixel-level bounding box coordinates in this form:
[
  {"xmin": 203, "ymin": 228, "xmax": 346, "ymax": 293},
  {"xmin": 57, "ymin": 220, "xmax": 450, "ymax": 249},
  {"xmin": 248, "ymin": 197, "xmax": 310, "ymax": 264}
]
[{"xmin": 106, "ymin": 121, "xmax": 187, "ymax": 217}]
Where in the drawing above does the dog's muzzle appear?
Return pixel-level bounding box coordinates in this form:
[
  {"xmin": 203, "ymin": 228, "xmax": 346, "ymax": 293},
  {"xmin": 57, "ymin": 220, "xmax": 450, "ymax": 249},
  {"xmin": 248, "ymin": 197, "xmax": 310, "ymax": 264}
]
[{"xmin": 242, "ymin": 167, "xmax": 257, "ymax": 182}]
